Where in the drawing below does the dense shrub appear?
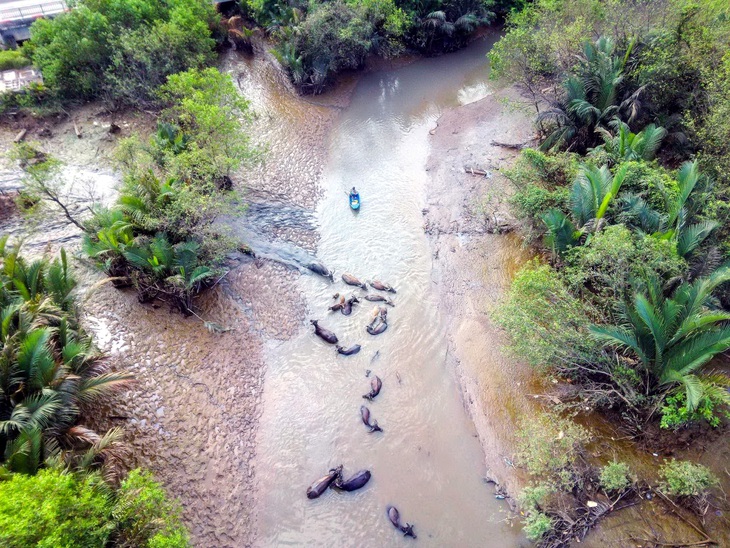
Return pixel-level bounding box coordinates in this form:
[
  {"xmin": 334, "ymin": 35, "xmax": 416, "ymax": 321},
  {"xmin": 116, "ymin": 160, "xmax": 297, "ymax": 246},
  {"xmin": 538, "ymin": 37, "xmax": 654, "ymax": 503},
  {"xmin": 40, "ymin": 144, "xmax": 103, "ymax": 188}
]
[
  {"xmin": 0, "ymin": 469, "xmax": 114, "ymax": 548},
  {"xmin": 516, "ymin": 413, "xmax": 590, "ymax": 490},
  {"xmin": 0, "ymin": 50, "xmax": 31, "ymax": 71},
  {"xmin": 82, "ymin": 68, "xmax": 254, "ymax": 313},
  {"xmin": 562, "ymin": 225, "xmax": 686, "ymax": 311},
  {"xmin": 496, "ymin": 261, "xmax": 601, "ymax": 370},
  {"xmin": 660, "ymin": 392, "xmax": 730, "ymax": 430},
  {"xmin": 659, "ymin": 460, "xmax": 718, "ymax": 498},
  {"xmin": 0, "ymin": 468, "xmax": 190, "ymax": 548},
  {"xmin": 114, "ymin": 469, "xmax": 190, "ymax": 547},
  {"xmin": 272, "ymin": 0, "xmax": 408, "ymax": 93},
  {"xmin": 599, "ymin": 461, "xmax": 632, "ymax": 493},
  {"xmin": 522, "ymin": 510, "xmax": 553, "ymax": 542}
]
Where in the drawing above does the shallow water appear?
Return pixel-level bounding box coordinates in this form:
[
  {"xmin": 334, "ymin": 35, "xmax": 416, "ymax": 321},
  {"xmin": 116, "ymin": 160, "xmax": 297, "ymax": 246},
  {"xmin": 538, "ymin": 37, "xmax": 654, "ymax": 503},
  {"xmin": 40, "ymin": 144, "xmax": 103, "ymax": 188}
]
[{"xmin": 254, "ymin": 34, "xmax": 525, "ymax": 547}]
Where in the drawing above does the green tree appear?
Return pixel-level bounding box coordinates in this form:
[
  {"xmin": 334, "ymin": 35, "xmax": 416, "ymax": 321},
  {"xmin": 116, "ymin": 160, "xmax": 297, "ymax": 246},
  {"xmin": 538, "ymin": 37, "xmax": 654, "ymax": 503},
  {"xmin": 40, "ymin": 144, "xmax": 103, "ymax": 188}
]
[
  {"xmin": 157, "ymin": 68, "xmax": 255, "ymax": 183},
  {"xmin": 114, "ymin": 469, "xmax": 190, "ymax": 548},
  {"xmin": 0, "ymin": 468, "xmax": 114, "ymax": 548},
  {"xmin": 24, "ymin": 7, "xmax": 112, "ymax": 100}
]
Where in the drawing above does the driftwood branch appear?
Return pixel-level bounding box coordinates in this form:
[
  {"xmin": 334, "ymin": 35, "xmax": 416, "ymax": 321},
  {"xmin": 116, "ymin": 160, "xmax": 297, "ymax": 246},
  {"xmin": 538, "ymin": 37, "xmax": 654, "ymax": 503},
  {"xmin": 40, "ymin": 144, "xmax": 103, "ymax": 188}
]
[
  {"xmin": 13, "ymin": 129, "xmax": 27, "ymax": 143},
  {"xmin": 490, "ymin": 140, "xmax": 528, "ymax": 150}
]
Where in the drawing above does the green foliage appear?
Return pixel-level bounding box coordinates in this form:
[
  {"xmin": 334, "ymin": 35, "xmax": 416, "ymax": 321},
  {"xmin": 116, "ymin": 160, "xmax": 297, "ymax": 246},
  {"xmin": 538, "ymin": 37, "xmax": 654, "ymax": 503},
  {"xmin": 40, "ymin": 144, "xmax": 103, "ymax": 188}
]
[
  {"xmin": 660, "ymin": 390, "xmax": 730, "ymax": 429},
  {"xmin": 515, "ymin": 413, "xmax": 590, "ymax": 491},
  {"xmin": 0, "ymin": 467, "xmax": 189, "ymax": 548},
  {"xmin": 0, "ymin": 468, "xmax": 114, "ymax": 548},
  {"xmin": 105, "ymin": 16, "xmax": 215, "ymax": 107},
  {"xmin": 590, "ymin": 267, "xmax": 730, "ymax": 413},
  {"xmin": 157, "ymin": 68, "xmax": 254, "ymax": 181},
  {"xmin": 496, "ymin": 261, "xmax": 602, "ymax": 370},
  {"xmin": 518, "ymin": 483, "xmax": 554, "ymax": 511},
  {"xmin": 0, "ymin": 241, "xmax": 133, "ymax": 475},
  {"xmin": 599, "ymin": 461, "xmax": 631, "ymax": 492},
  {"xmin": 84, "ymin": 69, "xmax": 252, "ymax": 313},
  {"xmin": 114, "ymin": 469, "xmax": 190, "ymax": 548},
  {"xmin": 23, "ymin": 0, "xmax": 218, "ymax": 103},
  {"xmin": 522, "ymin": 510, "xmax": 553, "ymax": 542},
  {"xmin": 563, "ymin": 225, "xmax": 686, "ymax": 311},
  {"xmin": 273, "ymin": 0, "xmax": 406, "ymax": 93},
  {"xmin": 591, "ymin": 120, "xmax": 667, "ymax": 164},
  {"xmin": 0, "ymin": 50, "xmax": 31, "ymax": 71},
  {"xmin": 659, "ymin": 459, "xmax": 719, "ymax": 498}
]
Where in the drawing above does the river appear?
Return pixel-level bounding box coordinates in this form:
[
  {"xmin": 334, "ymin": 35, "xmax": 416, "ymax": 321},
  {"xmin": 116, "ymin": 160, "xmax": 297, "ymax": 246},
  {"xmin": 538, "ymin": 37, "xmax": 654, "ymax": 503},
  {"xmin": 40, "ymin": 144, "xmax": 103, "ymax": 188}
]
[{"xmin": 253, "ymin": 34, "xmax": 526, "ymax": 547}]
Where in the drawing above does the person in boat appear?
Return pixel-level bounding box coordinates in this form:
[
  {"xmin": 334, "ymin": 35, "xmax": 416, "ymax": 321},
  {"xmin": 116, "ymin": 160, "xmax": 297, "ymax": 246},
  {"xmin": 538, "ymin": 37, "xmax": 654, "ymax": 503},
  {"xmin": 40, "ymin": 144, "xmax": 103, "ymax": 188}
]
[{"xmin": 350, "ymin": 187, "xmax": 358, "ymax": 197}]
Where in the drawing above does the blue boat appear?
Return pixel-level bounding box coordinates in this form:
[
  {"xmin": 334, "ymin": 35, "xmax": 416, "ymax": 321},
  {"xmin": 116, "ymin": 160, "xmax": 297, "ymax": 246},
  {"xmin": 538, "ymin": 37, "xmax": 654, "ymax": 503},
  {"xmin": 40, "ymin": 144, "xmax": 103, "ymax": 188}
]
[{"xmin": 349, "ymin": 188, "xmax": 360, "ymax": 210}]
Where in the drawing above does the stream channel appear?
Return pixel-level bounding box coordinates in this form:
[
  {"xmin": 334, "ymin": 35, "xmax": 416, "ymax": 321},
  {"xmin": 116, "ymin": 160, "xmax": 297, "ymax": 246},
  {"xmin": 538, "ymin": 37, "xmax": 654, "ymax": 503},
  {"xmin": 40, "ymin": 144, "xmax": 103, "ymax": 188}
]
[{"xmin": 253, "ymin": 34, "xmax": 525, "ymax": 547}]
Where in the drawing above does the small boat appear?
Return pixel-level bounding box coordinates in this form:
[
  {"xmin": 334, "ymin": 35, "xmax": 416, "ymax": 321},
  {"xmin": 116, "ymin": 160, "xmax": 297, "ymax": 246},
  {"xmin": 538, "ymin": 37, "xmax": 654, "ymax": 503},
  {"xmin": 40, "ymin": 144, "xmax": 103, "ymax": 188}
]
[{"xmin": 349, "ymin": 191, "xmax": 360, "ymax": 210}]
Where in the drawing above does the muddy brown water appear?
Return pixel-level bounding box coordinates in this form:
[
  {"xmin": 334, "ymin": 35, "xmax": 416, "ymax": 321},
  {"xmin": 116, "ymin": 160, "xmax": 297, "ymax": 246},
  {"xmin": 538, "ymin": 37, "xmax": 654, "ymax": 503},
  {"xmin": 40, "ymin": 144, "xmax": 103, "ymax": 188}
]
[{"xmin": 254, "ymin": 34, "xmax": 527, "ymax": 547}]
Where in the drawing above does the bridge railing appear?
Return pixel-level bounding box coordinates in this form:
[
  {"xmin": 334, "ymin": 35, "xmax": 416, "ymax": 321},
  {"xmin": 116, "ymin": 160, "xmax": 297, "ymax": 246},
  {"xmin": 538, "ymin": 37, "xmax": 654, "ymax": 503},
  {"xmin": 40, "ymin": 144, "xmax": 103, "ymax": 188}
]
[{"xmin": 0, "ymin": 1, "xmax": 68, "ymax": 27}]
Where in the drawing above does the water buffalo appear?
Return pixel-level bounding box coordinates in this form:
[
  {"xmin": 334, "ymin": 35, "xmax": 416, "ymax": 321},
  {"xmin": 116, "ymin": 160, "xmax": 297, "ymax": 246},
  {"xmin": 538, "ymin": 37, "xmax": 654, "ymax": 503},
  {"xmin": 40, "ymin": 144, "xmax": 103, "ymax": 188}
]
[
  {"xmin": 311, "ymin": 320, "xmax": 338, "ymax": 344},
  {"xmin": 306, "ymin": 465, "xmax": 343, "ymax": 499}
]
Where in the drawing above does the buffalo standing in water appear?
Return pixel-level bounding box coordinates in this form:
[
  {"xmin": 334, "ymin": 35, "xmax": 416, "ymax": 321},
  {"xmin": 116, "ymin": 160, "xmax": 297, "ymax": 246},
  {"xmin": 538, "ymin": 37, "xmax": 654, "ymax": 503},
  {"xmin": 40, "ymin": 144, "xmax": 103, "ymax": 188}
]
[
  {"xmin": 360, "ymin": 405, "xmax": 383, "ymax": 433},
  {"xmin": 362, "ymin": 375, "xmax": 382, "ymax": 401},
  {"xmin": 333, "ymin": 470, "xmax": 371, "ymax": 492},
  {"xmin": 363, "ymin": 294, "xmax": 395, "ymax": 306},
  {"xmin": 369, "ymin": 280, "xmax": 396, "ymax": 293},
  {"xmin": 342, "ymin": 273, "xmax": 367, "ymax": 289},
  {"xmin": 306, "ymin": 465, "xmax": 343, "ymax": 499},
  {"xmin": 336, "ymin": 344, "xmax": 361, "ymax": 356},
  {"xmin": 341, "ymin": 295, "xmax": 360, "ymax": 316},
  {"xmin": 366, "ymin": 307, "xmax": 388, "ymax": 335},
  {"xmin": 329, "ymin": 295, "xmax": 346, "ymax": 312},
  {"xmin": 306, "ymin": 262, "xmax": 334, "ymax": 281},
  {"xmin": 310, "ymin": 319, "xmax": 338, "ymax": 344},
  {"xmin": 386, "ymin": 505, "xmax": 417, "ymax": 538}
]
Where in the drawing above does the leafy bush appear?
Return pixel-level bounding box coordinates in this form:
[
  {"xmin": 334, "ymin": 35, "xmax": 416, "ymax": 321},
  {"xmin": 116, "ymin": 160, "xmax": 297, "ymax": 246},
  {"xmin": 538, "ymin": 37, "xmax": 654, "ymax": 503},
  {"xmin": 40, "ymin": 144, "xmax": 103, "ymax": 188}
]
[
  {"xmin": 599, "ymin": 461, "xmax": 631, "ymax": 492},
  {"xmin": 0, "ymin": 469, "xmax": 114, "ymax": 548},
  {"xmin": 82, "ymin": 69, "xmax": 253, "ymax": 313},
  {"xmin": 515, "ymin": 413, "xmax": 590, "ymax": 490},
  {"xmin": 518, "ymin": 483, "xmax": 554, "ymax": 511},
  {"xmin": 522, "ymin": 510, "xmax": 553, "ymax": 542},
  {"xmin": 0, "ymin": 50, "xmax": 31, "ymax": 71},
  {"xmin": 659, "ymin": 460, "xmax": 718, "ymax": 498},
  {"xmin": 496, "ymin": 261, "xmax": 602, "ymax": 370},
  {"xmin": 660, "ymin": 391, "xmax": 730, "ymax": 430},
  {"xmin": 114, "ymin": 469, "xmax": 189, "ymax": 548},
  {"xmin": 563, "ymin": 225, "xmax": 686, "ymax": 311},
  {"xmin": 273, "ymin": 0, "xmax": 407, "ymax": 93}
]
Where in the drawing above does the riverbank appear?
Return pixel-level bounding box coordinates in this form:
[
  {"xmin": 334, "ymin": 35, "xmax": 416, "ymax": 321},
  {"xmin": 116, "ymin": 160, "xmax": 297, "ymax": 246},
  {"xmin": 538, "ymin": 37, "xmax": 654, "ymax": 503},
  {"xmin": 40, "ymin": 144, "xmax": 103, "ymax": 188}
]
[
  {"xmin": 424, "ymin": 86, "xmax": 730, "ymax": 546},
  {"xmin": 424, "ymin": 86, "xmax": 539, "ymax": 498}
]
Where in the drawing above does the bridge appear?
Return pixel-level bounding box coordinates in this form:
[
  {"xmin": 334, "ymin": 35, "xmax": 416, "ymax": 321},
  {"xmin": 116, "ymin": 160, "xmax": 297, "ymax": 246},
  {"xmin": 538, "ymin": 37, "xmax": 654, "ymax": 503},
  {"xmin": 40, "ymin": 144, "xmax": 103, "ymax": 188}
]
[{"xmin": 0, "ymin": 0, "xmax": 67, "ymax": 46}]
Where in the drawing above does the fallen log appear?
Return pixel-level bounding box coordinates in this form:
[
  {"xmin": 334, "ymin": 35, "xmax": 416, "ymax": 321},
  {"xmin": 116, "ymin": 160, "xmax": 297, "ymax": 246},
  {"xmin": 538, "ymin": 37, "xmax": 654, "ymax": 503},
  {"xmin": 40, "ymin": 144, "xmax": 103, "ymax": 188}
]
[
  {"xmin": 490, "ymin": 140, "xmax": 527, "ymax": 150},
  {"xmin": 463, "ymin": 166, "xmax": 489, "ymax": 176},
  {"xmin": 13, "ymin": 129, "xmax": 27, "ymax": 143}
]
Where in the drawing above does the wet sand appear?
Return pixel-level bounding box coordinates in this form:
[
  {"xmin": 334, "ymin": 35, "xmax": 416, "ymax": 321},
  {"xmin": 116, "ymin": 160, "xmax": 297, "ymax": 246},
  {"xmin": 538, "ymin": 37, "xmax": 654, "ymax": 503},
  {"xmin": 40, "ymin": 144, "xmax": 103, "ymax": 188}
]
[{"xmin": 424, "ymin": 86, "xmax": 540, "ymax": 498}]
